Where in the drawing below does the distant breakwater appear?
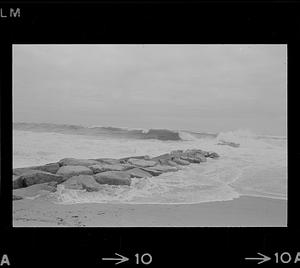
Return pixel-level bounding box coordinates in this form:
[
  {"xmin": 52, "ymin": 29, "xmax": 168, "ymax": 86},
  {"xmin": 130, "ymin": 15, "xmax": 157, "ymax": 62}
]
[{"xmin": 13, "ymin": 148, "xmax": 219, "ymax": 201}]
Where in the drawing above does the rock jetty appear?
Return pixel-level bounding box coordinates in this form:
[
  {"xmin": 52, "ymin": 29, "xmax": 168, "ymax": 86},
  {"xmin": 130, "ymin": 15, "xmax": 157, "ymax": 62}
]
[{"xmin": 12, "ymin": 149, "xmax": 219, "ymax": 200}]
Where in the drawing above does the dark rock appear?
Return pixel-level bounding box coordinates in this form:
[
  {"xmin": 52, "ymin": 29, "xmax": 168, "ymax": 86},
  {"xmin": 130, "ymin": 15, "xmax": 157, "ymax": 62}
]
[
  {"xmin": 58, "ymin": 158, "xmax": 100, "ymax": 167},
  {"xmin": 62, "ymin": 175, "xmax": 102, "ymax": 192},
  {"xmin": 171, "ymin": 157, "xmax": 190, "ymax": 165},
  {"xmin": 13, "ymin": 175, "xmax": 24, "ymax": 189},
  {"xmin": 157, "ymin": 158, "xmax": 173, "ymax": 166},
  {"xmin": 89, "ymin": 163, "xmax": 135, "ymax": 173},
  {"xmin": 183, "ymin": 149, "xmax": 208, "ymax": 162},
  {"xmin": 194, "ymin": 153, "xmax": 207, "ymax": 162},
  {"xmin": 150, "ymin": 153, "xmax": 182, "ymax": 168},
  {"xmin": 169, "ymin": 149, "xmax": 210, "ymax": 164},
  {"xmin": 203, "ymin": 151, "xmax": 210, "ymax": 157},
  {"xmin": 127, "ymin": 158, "xmax": 157, "ymax": 167},
  {"xmin": 94, "ymin": 171, "xmax": 131, "ymax": 186},
  {"xmin": 125, "ymin": 168, "xmax": 152, "ymax": 178},
  {"xmin": 94, "ymin": 158, "xmax": 121, "ymax": 165},
  {"xmin": 13, "ymin": 195, "xmax": 23, "ymax": 201},
  {"xmin": 170, "ymin": 150, "xmax": 183, "ymax": 154},
  {"xmin": 147, "ymin": 165, "xmax": 179, "ymax": 173},
  {"xmin": 28, "ymin": 163, "xmax": 60, "ymax": 174},
  {"xmin": 171, "ymin": 150, "xmax": 204, "ymax": 163},
  {"xmin": 166, "ymin": 160, "xmax": 180, "ymax": 167},
  {"xmin": 150, "ymin": 153, "xmax": 171, "ymax": 161},
  {"xmin": 13, "ymin": 168, "xmax": 36, "ymax": 176},
  {"xmin": 19, "ymin": 170, "xmax": 64, "ymax": 187},
  {"xmin": 13, "ymin": 182, "xmax": 57, "ymax": 198},
  {"xmin": 206, "ymin": 152, "xmax": 220, "ymax": 158},
  {"xmin": 57, "ymin": 165, "xmax": 93, "ymax": 179},
  {"xmin": 14, "ymin": 163, "xmax": 60, "ymax": 175},
  {"xmin": 217, "ymin": 141, "xmax": 240, "ymax": 147},
  {"xmin": 140, "ymin": 168, "xmax": 163, "ymax": 176},
  {"xmin": 120, "ymin": 155, "xmax": 150, "ymax": 162},
  {"xmin": 180, "ymin": 156, "xmax": 201, "ymax": 163},
  {"xmin": 89, "ymin": 164, "xmax": 115, "ymax": 173},
  {"xmin": 184, "ymin": 149, "xmax": 206, "ymax": 155}
]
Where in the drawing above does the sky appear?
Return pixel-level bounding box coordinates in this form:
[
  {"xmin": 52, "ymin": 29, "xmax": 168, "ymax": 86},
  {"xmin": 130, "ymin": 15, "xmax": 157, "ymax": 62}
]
[{"xmin": 13, "ymin": 44, "xmax": 287, "ymax": 135}]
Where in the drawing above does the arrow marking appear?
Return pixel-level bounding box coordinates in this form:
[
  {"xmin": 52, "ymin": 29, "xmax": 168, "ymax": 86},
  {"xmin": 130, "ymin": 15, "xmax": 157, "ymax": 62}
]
[
  {"xmin": 102, "ymin": 253, "xmax": 129, "ymax": 265},
  {"xmin": 245, "ymin": 252, "xmax": 271, "ymax": 264}
]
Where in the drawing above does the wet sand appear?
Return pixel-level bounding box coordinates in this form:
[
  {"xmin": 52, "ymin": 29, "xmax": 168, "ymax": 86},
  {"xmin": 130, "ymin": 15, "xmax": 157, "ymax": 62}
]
[{"xmin": 13, "ymin": 196, "xmax": 287, "ymax": 227}]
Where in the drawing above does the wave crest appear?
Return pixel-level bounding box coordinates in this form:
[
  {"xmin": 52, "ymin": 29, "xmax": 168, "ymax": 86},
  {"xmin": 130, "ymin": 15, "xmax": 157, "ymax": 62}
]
[{"xmin": 14, "ymin": 122, "xmax": 217, "ymax": 141}]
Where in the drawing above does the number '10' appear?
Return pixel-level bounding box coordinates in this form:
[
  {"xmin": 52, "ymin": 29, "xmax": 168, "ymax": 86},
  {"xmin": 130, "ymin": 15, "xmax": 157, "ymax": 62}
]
[{"xmin": 135, "ymin": 253, "xmax": 152, "ymax": 265}]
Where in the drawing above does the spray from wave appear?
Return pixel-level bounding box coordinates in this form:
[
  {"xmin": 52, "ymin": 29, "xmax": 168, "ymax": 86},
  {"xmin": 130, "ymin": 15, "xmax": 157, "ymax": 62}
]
[
  {"xmin": 216, "ymin": 129, "xmax": 287, "ymax": 149},
  {"xmin": 217, "ymin": 129, "xmax": 255, "ymax": 142}
]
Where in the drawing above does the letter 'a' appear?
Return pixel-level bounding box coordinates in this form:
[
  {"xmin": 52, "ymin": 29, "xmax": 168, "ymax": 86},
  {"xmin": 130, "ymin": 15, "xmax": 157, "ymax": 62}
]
[
  {"xmin": 0, "ymin": 255, "xmax": 10, "ymax": 266},
  {"xmin": 295, "ymin": 252, "xmax": 300, "ymax": 263}
]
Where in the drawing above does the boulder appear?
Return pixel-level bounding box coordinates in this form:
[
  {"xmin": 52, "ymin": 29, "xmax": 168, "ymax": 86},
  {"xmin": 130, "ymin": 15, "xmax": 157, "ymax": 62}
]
[
  {"xmin": 151, "ymin": 153, "xmax": 171, "ymax": 161},
  {"xmin": 13, "ymin": 195, "xmax": 23, "ymax": 201},
  {"xmin": 183, "ymin": 149, "xmax": 207, "ymax": 162},
  {"xmin": 147, "ymin": 165, "xmax": 179, "ymax": 173},
  {"xmin": 150, "ymin": 153, "xmax": 181, "ymax": 168},
  {"xmin": 194, "ymin": 153, "xmax": 207, "ymax": 162},
  {"xmin": 89, "ymin": 163, "xmax": 134, "ymax": 173},
  {"xmin": 58, "ymin": 158, "xmax": 100, "ymax": 167},
  {"xmin": 94, "ymin": 171, "xmax": 131, "ymax": 186},
  {"xmin": 184, "ymin": 149, "xmax": 206, "ymax": 155},
  {"xmin": 127, "ymin": 158, "xmax": 157, "ymax": 168},
  {"xmin": 217, "ymin": 141, "xmax": 240, "ymax": 147},
  {"xmin": 13, "ymin": 182, "xmax": 57, "ymax": 198},
  {"xmin": 166, "ymin": 160, "xmax": 180, "ymax": 167},
  {"xmin": 120, "ymin": 155, "xmax": 151, "ymax": 162},
  {"xmin": 94, "ymin": 158, "xmax": 121, "ymax": 165},
  {"xmin": 170, "ymin": 150, "xmax": 184, "ymax": 157},
  {"xmin": 13, "ymin": 163, "xmax": 60, "ymax": 176},
  {"xmin": 89, "ymin": 164, "xmax": 113, "ymax": 173},
  {"xmin": 62, "ymin": 175, "xmax": 102, "ymax": 192},
  {"xmin": 13, "ymin": 175, "xmax": 24, "ymax": 189},
  {"xmin": 125, "ymin": 168, "xmax": 152, "ymax": 178},
  {"xmin": 206, "ymin": 152, "xmax": 220, "ymax": 158},
  {"xmin": 180, "ymin": 156, "xmax": 201, "ymax": 163},
  {"xmin": 140, "ymin": 168, "xmax": 163, "ymax": 176},
  {"xmin": 157, "ymin": 158, "xmax": 173, "ymax": 166},
  {"xmin": 28, "ymin": 163, "xmax": 60, "ymax": 174},
  {"xmin": 56, "ymin": 165, "xmax": 93, "ymax": 179},
  {"xmin": 170, "ymin": 150, "xmax": 204, "ymax": 163},
  {"xmin": 19, "ymin": 170, "xmax": 64, "ymax": 187},
  {"xmin": 171, "ymin": 157, "xmax": 190, "ymax": 166},
  {"xmin": 13, "ymin": 168, "xmax": 36, "ymax": 176}
]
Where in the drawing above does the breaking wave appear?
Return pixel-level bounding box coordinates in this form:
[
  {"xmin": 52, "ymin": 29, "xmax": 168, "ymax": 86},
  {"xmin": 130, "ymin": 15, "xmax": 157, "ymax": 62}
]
[
  {"xmin": 13, "ymin": 122, "xmax": 217, "ymax": 141},
  {"xmin": 49, "ymin": 163, "xmax": 243, "ymax": 205}
]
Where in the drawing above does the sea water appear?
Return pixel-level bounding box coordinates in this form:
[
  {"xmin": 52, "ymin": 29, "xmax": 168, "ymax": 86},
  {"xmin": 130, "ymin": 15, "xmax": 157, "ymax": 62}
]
[{"xmin": 13, "ymin": 124, "xmax": 287, "ymax": 204}]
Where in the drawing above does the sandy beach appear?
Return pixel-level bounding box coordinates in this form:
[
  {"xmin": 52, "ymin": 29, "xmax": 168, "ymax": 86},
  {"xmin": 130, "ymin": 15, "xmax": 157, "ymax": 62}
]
[{"xmin": 13, "ymin": 196, "xmax": 287, "ymax": 227}]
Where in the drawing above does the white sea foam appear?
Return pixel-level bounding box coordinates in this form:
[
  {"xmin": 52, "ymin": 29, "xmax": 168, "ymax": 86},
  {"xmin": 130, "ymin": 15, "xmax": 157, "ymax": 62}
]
[
  {"xmin": 178, "ymin": 131, "xmax": 198, "ymax": 141},
  {"xmin": 216, "ymin": 129, "xmax": 256, "ymax": 143},
  {"xmin": 13, "ymin": 128, "xmax": 287, "ymax": 204}
]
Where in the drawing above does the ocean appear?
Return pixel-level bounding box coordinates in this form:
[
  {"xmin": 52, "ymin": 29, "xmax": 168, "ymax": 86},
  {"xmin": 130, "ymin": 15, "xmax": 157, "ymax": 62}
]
[{"xmin": 13, "ymin": 123, "xmax": 287, "ymax": 205}]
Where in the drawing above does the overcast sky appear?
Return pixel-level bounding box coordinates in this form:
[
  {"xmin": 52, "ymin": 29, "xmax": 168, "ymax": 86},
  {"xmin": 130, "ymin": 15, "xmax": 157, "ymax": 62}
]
[{"xmin": 13, "ymin": 45, "xmax": 286, "ymax": 135}]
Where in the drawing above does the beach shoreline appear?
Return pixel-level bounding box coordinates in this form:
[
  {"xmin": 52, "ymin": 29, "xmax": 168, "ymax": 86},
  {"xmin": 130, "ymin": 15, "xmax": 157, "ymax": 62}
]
[{"xmin": 13, "ymin": 195, "xmax": 287, "ymax": 227}]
